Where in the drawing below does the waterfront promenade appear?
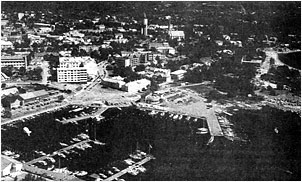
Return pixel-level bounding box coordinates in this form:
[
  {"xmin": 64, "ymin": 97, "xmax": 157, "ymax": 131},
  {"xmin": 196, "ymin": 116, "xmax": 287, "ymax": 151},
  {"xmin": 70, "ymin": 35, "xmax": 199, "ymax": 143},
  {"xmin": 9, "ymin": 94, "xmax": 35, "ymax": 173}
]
[{"xmin": 1, "ymin": 104, "xmax": 70, "ymax": 126}]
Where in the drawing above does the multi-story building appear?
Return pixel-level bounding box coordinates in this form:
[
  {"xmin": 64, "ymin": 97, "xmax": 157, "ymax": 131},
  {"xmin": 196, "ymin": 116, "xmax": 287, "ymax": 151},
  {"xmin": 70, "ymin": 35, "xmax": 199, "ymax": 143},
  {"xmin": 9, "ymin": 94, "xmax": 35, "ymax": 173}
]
[
  {"xmin": 57, "ymin": 57, "xmax": 88, "ymax": 83},
  {"xmin": 171, "ymin": 70, "xmax": 187, "ymax": 81},
  {"xmin": 1, "ymin": 55, "xmax": 28, "ymax": 69}
]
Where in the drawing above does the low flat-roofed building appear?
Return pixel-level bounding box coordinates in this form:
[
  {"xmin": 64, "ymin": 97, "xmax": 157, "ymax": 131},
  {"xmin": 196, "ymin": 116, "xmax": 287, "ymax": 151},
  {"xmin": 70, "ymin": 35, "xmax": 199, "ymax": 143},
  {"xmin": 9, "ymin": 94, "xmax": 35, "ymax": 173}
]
[
  {"xmin": 19, "ymin": 89, "xmax": 49, "ymax": 105},
  {"xmin": 168, "ymin": 30, "xmax": 185, "ymax": 40},
  {"xmin": 122, "ymin": 79, "xmax": 151, "ymax": 93},
  {"xmin": 171, "ymin": 69, "xmax": 187, "ymax": 81},
  {"xmin": 1, "ymin": 155, "xmax": 23, "ymax": 177},
  {"xmin": 1, "ymin": 55, "xmax": 27, "ymax": 69},
  {"xmin": 102, "ymin": 77, "xmax": 126, "ymax": 89}
]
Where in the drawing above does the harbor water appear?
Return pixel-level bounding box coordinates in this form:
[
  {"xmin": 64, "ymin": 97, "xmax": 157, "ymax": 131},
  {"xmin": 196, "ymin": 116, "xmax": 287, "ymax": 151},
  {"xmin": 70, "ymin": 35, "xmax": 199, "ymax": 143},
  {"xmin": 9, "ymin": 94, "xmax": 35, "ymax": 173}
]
[{"xmin": 1, "ymin": 105, "xmax": 300, "ymax": 180}]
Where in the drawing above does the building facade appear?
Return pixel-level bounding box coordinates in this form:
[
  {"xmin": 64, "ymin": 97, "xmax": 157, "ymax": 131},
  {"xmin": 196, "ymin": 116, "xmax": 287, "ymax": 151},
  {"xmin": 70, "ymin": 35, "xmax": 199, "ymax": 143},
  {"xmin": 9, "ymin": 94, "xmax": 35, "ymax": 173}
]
[
  {"xmin": 57, "ymin": 57, "xmax": 89, "ymax": 83},
  {"xmin": 1, "ymin": 55, "xmax": 28, "ymax": 69}
]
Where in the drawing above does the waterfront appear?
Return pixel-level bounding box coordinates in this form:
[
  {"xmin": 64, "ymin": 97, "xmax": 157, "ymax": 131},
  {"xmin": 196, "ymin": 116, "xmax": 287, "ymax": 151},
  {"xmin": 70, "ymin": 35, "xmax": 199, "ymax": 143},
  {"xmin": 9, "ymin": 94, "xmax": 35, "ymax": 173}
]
[{"xmin": 1, "ymin": 105, "xmax": 300, "ymax": 180}]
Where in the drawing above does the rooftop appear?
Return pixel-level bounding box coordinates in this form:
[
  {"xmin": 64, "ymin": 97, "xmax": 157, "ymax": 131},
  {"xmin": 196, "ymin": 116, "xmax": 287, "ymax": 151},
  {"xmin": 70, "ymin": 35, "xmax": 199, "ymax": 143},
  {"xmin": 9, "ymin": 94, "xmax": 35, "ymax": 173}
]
[{"xmin": 19, "ymin": 90, "xmax": 49, "ymax": 100}]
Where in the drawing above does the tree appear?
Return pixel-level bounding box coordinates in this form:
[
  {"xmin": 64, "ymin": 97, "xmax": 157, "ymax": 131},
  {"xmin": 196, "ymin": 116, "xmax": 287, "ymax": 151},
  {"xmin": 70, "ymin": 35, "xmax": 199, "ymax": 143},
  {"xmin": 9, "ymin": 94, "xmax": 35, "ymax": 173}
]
[
  {"xmin": 134, "ymin": 65, "xmax": 146, "ymax": 72},
  {"xmin": 79, "ymin": 49, "xmax": 89, "ymax": 56},
  {"xmin": 150, "ymin": 79, "xmax": 159, "ymax": 93},
  {"xmin": 1, "ymin": 66, "xmax": 14, "ymax": 77},
  {"xmin": 71, "ymin": 48, "xmax": 79, "ymax": 57}
]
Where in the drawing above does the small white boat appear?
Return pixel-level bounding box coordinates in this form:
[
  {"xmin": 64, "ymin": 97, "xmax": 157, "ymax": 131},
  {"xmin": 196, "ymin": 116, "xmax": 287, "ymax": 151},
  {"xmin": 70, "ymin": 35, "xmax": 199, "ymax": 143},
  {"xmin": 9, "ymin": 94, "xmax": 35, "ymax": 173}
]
[
  {"xmin": 173, "ymin": 114, "xmax": 178, "ymax": 120},
  {"xmin": 76, "ymin": 171, "xmax": 88, "ymax": 176},
  {"xmin": 128, "ymin": 168, "xmax": 139, "ymax": 176},
  {"xmin": 93, "ymin": 140, "xmax": 106, "ymax": 145},
  {"xmin": 112, "ymin": 167, "xmax": 120, "ymax": 172},
  {"xmin": 136, "ymin": 166, "xmax": 146, "ymax": 173},
  {"xmin": 107, "ymin": 170, "xmax": 114, "ymax": 175},
  {"xmin": 193, "ymin": 118, "xmax": 198, "ymax": 122},
  {"xmin": 160, "ymin": 112, "xmax": 165, "ymax": 116},
  {"xmin": 76, "ymin": 145, "xmax": 85, "ymax": 150},
  {"xmin": 169, "ymin": 114, "xmax": 174, "ymax": 118},
  {"xmin": 47, "ymin": 164, "xmax": 55, "ymax": 171},
  {"xmin": 72, "ymin": 138, "xmax": 81, "ymax": 142},
  {"xmin": 46, "ymin": 157, "xmax": 56, "ymax": 163},
  {"xmin": 124, "ymin": 159, "xmax": 135, "ymax": 165},
  {"xmin": 2, "ymin": 150, "xmax": 14, "ymax": 156},
  {"xmin": 37, "ymin": 160, "xmax": 47, "ymax": 165},
  {"xmin": 59, "ymin": 142, "xmax": 68, "ymax": 147},
  {"xmin": 11, "ymin": 154, "xmax": 20, "ymax": 159},
  {"xmin": 57, "ymin": 153, "xmax": 66, "ymax": 158},
  {"xmin": 178, "ymin": 115, "xmax": 183, "ymax": 120},
  {"xmin": 186, "ymin": 116, "xmax": 191, "ymax": 121},
  {"xmin": 130, "ymin": 154, "xmax": 141, "ymax": 160},
  {"xmin": 99, "ymin": 173, "xmax": 107, "ymax": 178},
  {"xmin": 196, "ymin": 128, "xmax": 209, "ymax": 134}
]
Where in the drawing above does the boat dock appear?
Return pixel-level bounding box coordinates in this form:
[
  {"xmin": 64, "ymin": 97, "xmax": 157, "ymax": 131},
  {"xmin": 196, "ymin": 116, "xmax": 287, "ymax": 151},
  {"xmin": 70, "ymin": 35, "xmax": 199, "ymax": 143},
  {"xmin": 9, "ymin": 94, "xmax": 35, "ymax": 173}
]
[
  {"xmin": 25, "ymin": 139, "xmax": 92, "ymax": 165},
  {"xmin": 205, "ymin": 108, "xmax": 224, "ymax": 136},
  {"xmin": 138, "ymin": 106, "xmax": 223, "ymax": 137},
  {"xmin": 57, "ymin": 115, "xmax": 93, "ymax": 124},
  {"xmin": 104, "ymin": 155, "xmax": 155, "ymax": 181}
]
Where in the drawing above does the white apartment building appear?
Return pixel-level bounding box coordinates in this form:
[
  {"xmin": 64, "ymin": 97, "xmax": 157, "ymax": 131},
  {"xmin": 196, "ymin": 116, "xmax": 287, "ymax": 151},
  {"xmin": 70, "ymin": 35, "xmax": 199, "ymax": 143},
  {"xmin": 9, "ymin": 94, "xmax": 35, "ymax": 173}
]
[{"xmin": 57, "ymin": 57, "xmax": 88, "ymax": 83}]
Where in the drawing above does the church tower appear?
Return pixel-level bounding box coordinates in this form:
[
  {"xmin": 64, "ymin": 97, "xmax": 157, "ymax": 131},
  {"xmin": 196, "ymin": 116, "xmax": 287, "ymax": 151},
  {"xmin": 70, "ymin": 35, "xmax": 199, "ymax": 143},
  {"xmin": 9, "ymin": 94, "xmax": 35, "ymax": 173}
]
[{"xmin": 141, "ymin": 12, "xmax": 148, "ymax": 36}]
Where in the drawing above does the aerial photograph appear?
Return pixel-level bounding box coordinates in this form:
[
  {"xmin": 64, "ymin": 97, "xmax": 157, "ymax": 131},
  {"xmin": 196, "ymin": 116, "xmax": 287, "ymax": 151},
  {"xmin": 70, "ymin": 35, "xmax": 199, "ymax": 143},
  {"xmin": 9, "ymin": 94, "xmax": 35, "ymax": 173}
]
[{"xmin": 0, "ymin": 1, "xmax": 301, "ymax": 181}]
